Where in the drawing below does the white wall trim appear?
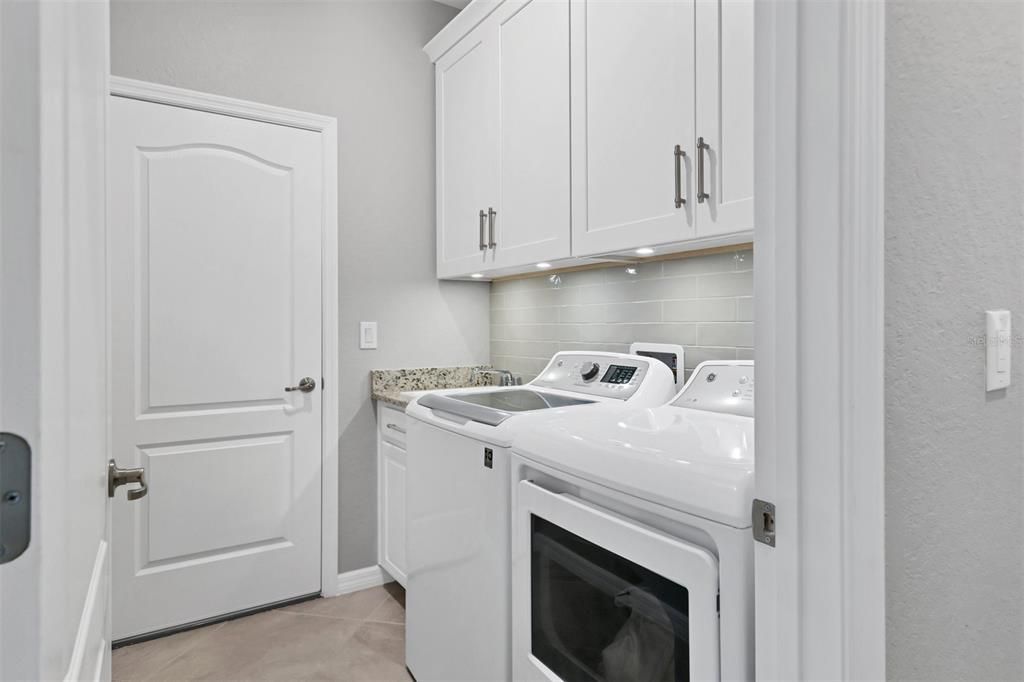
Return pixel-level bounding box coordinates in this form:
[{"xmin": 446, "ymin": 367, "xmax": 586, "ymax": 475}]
[
  {"xmin": 64, "ymin": 541, "xmax": 109, "ymax": 682},
  {"xmin": 423, "ymin": 0, "xmax": 502, "ymax": 63},
  {"xmin": 108, "ymin": 76, "xmax": 342, "ymax": 598},
  {"xmin": 336, "ymin": 566, "xmax": 394, "ymax": 596},
  {"xmin": 753, "ymin": 0, "xmax": 886, "ymax": 679}
]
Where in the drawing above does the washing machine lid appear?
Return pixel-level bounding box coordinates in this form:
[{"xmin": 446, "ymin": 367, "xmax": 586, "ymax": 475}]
[
  {"xmin": 418, "ymin": 389, "xmax": 595, "ymax": 426},
  {"xmin": 513, "ymin": 403, "xmax": 755, "ymax": 528}
]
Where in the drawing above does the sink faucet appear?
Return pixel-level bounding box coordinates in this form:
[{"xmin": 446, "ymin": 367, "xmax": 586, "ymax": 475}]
[{"xmin": 475, "ymin": 368, "xmax": 519, "ymax": 387}]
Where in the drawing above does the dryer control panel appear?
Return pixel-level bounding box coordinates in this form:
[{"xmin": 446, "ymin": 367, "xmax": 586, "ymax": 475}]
[
  {"xmin": 530, "ymin": 352, "xmax": 673, "ymax": 402},
  {"xmin": 672, "ymin": 361, "xmax": 755, "ymax": 418}
]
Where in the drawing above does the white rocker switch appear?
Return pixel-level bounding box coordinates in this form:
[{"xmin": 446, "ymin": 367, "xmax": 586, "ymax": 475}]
[
  {"xmin": 360, "ymin": 321, "xmax": 378, "ymax": 350},
  {"xmin": 986, "ymin": 310, "xmax": 1011, "ymax": 391}
]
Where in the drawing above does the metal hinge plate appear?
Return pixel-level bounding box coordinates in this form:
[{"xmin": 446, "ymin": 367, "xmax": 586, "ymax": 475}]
[
  {"xmin": 0, "ymin": 432, "xmax": 32, "ymax": 564},
  {"xmin": 752, "ymin": 498, "xmax": 775, "ymax": 547}
]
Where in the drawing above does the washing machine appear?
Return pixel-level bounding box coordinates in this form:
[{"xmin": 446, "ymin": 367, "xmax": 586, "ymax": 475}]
[
  {"xmin": 404, "ymin": 351, "xmax": 677, "ymax": 681},
  {"xmin": 510, "ymin": 361, "xmax": 755, "ymax": 682}
]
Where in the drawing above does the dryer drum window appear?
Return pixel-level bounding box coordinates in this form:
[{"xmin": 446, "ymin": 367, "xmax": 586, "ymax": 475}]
[{"xmin": 530, "ymin": 516, "xmax": 691, "ymax": 682}]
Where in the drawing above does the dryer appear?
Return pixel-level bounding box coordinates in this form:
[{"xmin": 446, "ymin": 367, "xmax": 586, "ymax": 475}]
[
  {"xmin": 404, "ymin": 351, "xmax": 676, "ymax": 681},
  {"xmin": 510, "ymin": 361, "xmax": 755, "ymax": 682}
]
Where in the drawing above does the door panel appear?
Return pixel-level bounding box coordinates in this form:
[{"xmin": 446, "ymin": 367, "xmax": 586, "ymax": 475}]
[
  {"xmin": 437, "ymin": 29, "xmax": 499, "ymax": 277},
  {"xmin": 695, "ymin": 0, "xmax": 754, "ymax": 236},
  {"xmin": 492, "ymin": 0, "xmax": 571, "ymax": 268},
  {"xmin": 109, "ymin": 96, "xmax": 323, "ymax": 640},
  {"xmin": 571, "ymin": 0, "xmax": 696, "ymax": 257}
]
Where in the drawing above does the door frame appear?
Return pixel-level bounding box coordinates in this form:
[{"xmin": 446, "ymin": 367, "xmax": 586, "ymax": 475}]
[
  {"xmin": 753, "ymin": 0, "xmax": 886, "ymax": 680},
  {"xmin": 107, "ymin": 77, "xmax": 342, "ymax": 598}
]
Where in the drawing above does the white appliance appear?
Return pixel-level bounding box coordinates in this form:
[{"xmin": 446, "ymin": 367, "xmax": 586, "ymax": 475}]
[
  {"xmin": 404, "ymin": 352, "xmax": 677, "ymax": 682},
  {"xmin": 510, "ymin": 361, "xmax": 755, "ymax": 682}
]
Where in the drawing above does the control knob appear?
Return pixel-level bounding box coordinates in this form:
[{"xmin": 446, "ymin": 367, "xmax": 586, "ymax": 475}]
[{"xmin": 581, "ymin": 361, "xmax": 601, "ymax": 381}]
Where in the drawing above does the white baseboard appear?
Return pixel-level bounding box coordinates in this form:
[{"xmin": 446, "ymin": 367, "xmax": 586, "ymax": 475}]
[{"xmin": 333, "ymin": 565, "xmax": 393, "ymax": 596}]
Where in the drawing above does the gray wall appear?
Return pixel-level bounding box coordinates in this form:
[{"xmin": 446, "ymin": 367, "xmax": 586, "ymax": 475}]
[
  {"xmin": 886, "ymin": 1, "xmax": 1024, "ymax": 679},
  {"xmin": 110, "ymin": 0, "xmax": 490, "ymax": 573},
  {"xmin": 491, "ymin": 248, "xmax": 753, "ymax": 382}
]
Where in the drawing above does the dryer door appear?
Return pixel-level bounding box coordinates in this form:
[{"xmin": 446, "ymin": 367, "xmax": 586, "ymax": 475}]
[{"xmin": 513, "ymin": 480, "xmax": 721, "ymax": 682}]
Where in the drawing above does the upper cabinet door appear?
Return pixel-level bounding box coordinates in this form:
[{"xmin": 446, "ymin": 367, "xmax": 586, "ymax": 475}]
[
  {"xmin": 695, "ymin": 0, "xmax": 754, "ymax": 237},
  {"xmin": 436, "ymin": 28, "xmax": 499, "ymax": 278},
  {"xmin": 491, "ymin": 0, "xmax": 571, "ymax": 269},
  {"xmin": 570, "ymin": 0, "xmax": 696, "ymax": 258}
]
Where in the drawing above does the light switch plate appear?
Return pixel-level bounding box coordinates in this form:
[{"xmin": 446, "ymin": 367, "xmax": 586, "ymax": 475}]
[
  {"xmin": 986, "ymin": 310, "xmax": 1011, "ymax": 391},
  {"xmin": 360, "ymin": 321, "xmax": 378, "ymax": 350}
]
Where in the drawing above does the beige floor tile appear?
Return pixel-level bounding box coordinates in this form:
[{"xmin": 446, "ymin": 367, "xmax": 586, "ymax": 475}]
[
  {"xmin": 366, "ymin": 584, "xmax": 405, "ymax": 625},
  {"xmin": 336, "ymin": 622, "xmax": 411, "ymax": 681},
  {"xmin": 112, "ymin": 624, "xmax": 224, "ymax": 681},
  {"xmin": 279, "ymin": 588, "xmax": 391, "ymax": 622}
]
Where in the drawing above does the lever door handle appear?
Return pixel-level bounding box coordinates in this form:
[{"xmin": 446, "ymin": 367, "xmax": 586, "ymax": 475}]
[
  {"xmin": 108, "ymin": 460, "xmax": 147, "ymax": 501},
  {"xmin": 285, "ymin": 377, "xmax": 317, "ymax": 393}
]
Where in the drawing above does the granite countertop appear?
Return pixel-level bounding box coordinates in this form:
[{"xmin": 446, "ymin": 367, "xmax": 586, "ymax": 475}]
[{"xmin": 371, "ymin": 365, "xmax": 493, "ymax": 408}]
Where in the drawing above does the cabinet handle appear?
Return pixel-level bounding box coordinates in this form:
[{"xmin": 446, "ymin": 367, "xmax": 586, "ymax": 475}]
[
  {"xmin": 386, "ymin": 423, "xmax": 406, "ymax": 434},
  {"xmin": 696, "ymin": 136, "xmax": 710, "ymax": 204},
  {"xmin": 487, "ymin": 207, "xmax": 497, "ymax": 249},
  {"xmin": 674, "ymin": 144, "xmax": 686, "ymax": 208},
  {"xmin": 479, "ymin": 209, "xmax": 487, "ymax": 251}
]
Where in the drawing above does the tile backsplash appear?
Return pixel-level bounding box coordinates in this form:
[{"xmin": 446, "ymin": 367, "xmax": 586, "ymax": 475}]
[{"xmin": 490, "ymin": 248, "xmax": 753, "ymax": 382}]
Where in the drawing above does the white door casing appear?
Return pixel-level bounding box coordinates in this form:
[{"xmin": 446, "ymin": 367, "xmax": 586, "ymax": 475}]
[
  {"xmin": 0, "ymin": 1, "xmax": 112, "ymax": 680},
  {"xmin": 490, "ymin": 0, "xmax": 571, "ymax": 269},
  {"xmin": 695, "ymin": 0, "xmax": 755, "ymax": 238},
  {"xmin": 570, "ymin": 0, "xmax": 696, "ymax": 257},
  {"xmin": 108, "ymin": 95, "xmax": 324, "ymax": 640},
  {"xmin": 753, "ymin": 0, "xmax": 886, "ymax": 679},
  {"xmin": 436, "ymin": 24, "xmax": 500, "ymax": 278}
]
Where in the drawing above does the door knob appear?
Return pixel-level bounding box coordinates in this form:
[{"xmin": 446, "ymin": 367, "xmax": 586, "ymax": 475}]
[
  {"xmin": 108, "ymin": 460, "xmax": 147, "ymax": 501},
  {"xmin": 285, "ymin": 377, "xmax": 317, "ymax": 393}
]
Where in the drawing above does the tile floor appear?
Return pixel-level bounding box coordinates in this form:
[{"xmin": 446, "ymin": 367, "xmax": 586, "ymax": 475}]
[{"xmin": 113, "ymin": 583, "xmax": 409, "ymax": 681}]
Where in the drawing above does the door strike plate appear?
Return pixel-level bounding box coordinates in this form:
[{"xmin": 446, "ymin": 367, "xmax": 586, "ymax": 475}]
[
  {"xmin": 752, "ymin": 498, "xmax": 775, "ymax": 547},
  {"xmin": 0, "ymin": 432, "xmax": 31, "ymax": 564}
]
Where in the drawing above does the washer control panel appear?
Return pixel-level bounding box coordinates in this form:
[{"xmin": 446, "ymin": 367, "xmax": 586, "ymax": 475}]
[
  {"xmin": 672, "ymin": 361, "xmax": 755, "ymax": 417},
  {"xmin": 531, "ymin": 352, "xmax": 654, "ymax": 400}
]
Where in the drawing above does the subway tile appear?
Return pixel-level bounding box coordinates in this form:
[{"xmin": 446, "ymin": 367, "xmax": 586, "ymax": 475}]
[
  {"xmin": 606, "ymin": 301, "xmax": 662, "ymax": 323},
  {"xmin": 578, "ymin": 324, "xmax": 636, "ymax": 344},
  {"xmin": 654, "ymin": 276, "xmax": 698, "ymax": 300},
  {"xmin": 696, "ymin": 270, "xmax": 754, "ymax": 298},
  {"xmin": 684, "ymin": 346, "xmax": 740, "ymax": 370},
  {"xmin": 490, "ymin": 292, "xmax": 507, "ymax": 310},
  {"xmin": 662, "ymin": 251, "xmax": 740, "ymax": 277},
  {"xmin": 493, "ymin": 340, "xmax": 560, "ymax": 359},
  {"xmin": 492, "ymin": 306, "xmax": 559, "ymax": 325},
  {"xmin": 503, "ymin": 287, "xmax": 562, "ymax": 309},
  {"xmin": 736, "ymin": 297, "xmax": 754, "ymax": 321},
  {"xmin": 697, "ymin": 322, "xmax": 754, "ymax": 347},
  {"xmin": 735, "ymin": 348, "xmax": 754, "ymax": 361},
  {"xmin": 554, "ymin": 324, "xmax": 583, "ymax": 342},
  {"xmin": 559, "ymin": 342, "xmax": 631, "ymax": 355},
  {"xmin": 663, "ymin": 298, "xmax": 736, "ymax": 322},
  {"xmin": 559, "ymin": 304, "xmax": 607, "ymax": 324},
  {"xmin": 556, "ymin": 268, "xmax": 608, "ymax": 288},
  {"xmin": 603, "ymin": 261, "xmax": 664, "ymax": 282},
  {"xmin": 630, "ymin": 323, "xmax": 697, "ymax": 346}
]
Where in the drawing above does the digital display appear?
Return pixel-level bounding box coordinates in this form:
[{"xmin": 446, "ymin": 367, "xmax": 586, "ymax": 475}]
[{"xmin": 600, "ymin": 365, "xmax": 637, "ymax": 384}]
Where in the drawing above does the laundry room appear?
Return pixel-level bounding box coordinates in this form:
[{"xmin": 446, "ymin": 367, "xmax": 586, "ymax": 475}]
[{"xmin": 3, "ymin": 0, "xmax": 1023, "ymax": 681}]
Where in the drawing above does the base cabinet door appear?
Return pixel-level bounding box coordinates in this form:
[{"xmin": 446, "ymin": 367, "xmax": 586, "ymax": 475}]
[
  {"xmin": 435, "ymin": 23, "xmax": 499, "ymax": 278},
  {"xmin": 570, "ymin": 0, "xmax": 696, "ymax": 257},
  {"xmin": 490, "ymin": 0, "xmax": 571, "ymax": 269},
  {"xmin": 694, "ymin": 0, "xmax": 754, "ymax": 238},
  {"xmin": 379, "ymin": 439, "xmax": 408, "ymax": 587}
]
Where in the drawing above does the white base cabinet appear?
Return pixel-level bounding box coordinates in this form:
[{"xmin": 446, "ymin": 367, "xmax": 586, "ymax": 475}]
[{"xmin": 377, "ymin": 403, "xmax": 408, "ymax": 587}]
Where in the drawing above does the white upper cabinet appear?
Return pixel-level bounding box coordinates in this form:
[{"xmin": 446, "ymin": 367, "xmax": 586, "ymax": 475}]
[
  {"xmin": 426, "ymin": 0, "xmax": 752, "ymax": 279},
  {"xmin": 570, "ymin": 0, "xmax": 696, "ymax": 258},
  {"xmin": 695, "ymin": 0, "xmax": 754, "ymax": 237},
  {"xmin": 491, "ymin": 0, "xmax": 571, "ymax": 269},
  {"xmin": 436, "ymin": 24, "xmax": 499, "ymax": 278}
]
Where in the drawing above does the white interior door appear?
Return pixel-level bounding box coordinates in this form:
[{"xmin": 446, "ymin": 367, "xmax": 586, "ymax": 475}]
[
  {"xmin": 695, "ymin": 0, "xmax": 754, "ymax": 238},
  {"xmin": 570, "ymin": 0, "xmax": 696, "ymax": 257},
  {"xmin": 0, "ymin": 0, "xmax": 112, "ymax": 679},
  {"xmin": 108, "ymin": 95, "xmax": 324, "ymax": 640},
  {"xmin": 491, "ymin": 0, "xmax": 571, "ymax": 269},
  {"xmin": 436, "ymin": 23, "xmax": 500, "ymax": 278}
]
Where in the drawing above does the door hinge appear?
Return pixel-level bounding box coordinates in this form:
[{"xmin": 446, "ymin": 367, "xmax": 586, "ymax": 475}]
[
  {"xmin": 752, "ymin": 498, "xmax": 775, "ymax": 547},
  {"xmin": 0, "ymin": 432, "xmax": 32, "ymax": 565}
]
